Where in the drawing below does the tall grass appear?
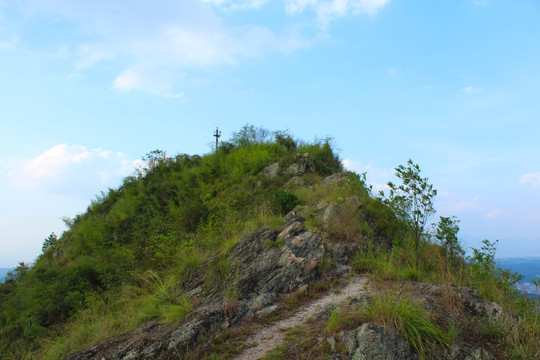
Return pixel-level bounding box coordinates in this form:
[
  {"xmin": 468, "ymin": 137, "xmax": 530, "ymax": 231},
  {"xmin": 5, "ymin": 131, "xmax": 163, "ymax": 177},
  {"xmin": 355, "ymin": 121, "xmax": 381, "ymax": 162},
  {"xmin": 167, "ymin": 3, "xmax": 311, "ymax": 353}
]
[
  {"xmin": 39, "ymin": 290, "xmax": 134, "ymax": 359},
  {"xmin": 362, "ymin": 289, "xmax": 451, "ymax": 359}
]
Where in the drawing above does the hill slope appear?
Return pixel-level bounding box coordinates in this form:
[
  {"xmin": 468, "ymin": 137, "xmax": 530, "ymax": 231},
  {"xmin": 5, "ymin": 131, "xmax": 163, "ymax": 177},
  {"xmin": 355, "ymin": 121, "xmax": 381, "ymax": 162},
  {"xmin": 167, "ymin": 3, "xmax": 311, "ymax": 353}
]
[{"xmin": 0, "ymin": 127, "xmax": 537, "ymax": 359}]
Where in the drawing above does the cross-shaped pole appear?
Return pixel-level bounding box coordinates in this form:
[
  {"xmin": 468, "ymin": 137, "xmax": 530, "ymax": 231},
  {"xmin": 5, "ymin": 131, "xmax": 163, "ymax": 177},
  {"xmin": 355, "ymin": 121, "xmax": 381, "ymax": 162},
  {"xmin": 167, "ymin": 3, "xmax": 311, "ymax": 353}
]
[{"xmin": 213, "ymin": 127, "xmax": 221, "ymax": 152}]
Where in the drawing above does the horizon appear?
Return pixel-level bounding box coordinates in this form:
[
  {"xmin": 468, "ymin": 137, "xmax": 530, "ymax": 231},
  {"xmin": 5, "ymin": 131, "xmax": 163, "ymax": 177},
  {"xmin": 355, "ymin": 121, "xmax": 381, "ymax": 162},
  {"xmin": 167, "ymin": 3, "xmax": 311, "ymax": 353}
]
[{"xmin": 1, "ymin": 0, "xmax": 540, "ymax": 266}]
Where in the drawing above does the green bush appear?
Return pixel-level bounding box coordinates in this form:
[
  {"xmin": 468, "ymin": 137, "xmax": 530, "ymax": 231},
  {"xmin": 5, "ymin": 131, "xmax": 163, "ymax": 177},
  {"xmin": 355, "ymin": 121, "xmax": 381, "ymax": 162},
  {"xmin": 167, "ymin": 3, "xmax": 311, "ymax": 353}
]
[{"xmin": 272, "ymin": 190, "xmax": 301, "ymax": 215}]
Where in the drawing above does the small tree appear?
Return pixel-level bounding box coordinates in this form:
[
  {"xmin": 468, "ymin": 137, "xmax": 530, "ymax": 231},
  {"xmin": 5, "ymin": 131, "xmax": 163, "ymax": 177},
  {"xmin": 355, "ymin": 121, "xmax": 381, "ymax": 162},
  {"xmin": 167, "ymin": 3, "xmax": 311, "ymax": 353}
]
[
  {"xmin": 434, "ymin": 216, "xmax": 464, "ymax": 264},
  {"xmin": 42, "ymin": 232, "xmax": 58, "ymax": 253},
  {"xmin": 230, "ymin": 124, "xmax": 270, "ymax": 147},
  {"xmin": 387, "ymin": 159, "xmax": 437, "ymax": 263}
]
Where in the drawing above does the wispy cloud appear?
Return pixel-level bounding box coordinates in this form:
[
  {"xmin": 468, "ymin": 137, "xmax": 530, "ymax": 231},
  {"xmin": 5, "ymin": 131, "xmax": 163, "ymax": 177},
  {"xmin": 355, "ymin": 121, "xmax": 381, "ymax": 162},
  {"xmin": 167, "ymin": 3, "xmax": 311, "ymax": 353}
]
[
  {"xmin": 75, "ymin": 43, "xmax": 112, "ymax": 69},
  {"xmin": 285, "ymin": 0, "xmax": 391, "ymax": 27},
  {"xmin": 519, "ymin": 172, "xmax": 540, "ymax": 187},
  {"xmin": 7, "ymin": 144, "xmax": 137, "ymax": 193},
  {"xmin": 202, "ymin": 0, "xmax": 270, "ymax": 10},
  {"xmin": 7, "ymin": 0, "xmax": 311, "ymax": 96},
  {"xmin": 485, "ymin": 209, "xmax": 505, "ymax": 219},
  {"xmin": 4, "ymin": 0, "xmax": 389, "ymax": 95},
  {"xmin": 342, "ymin": 158, "xmax": 391, "ymax": 192},
  {"xmin": 0, "ymin": 41, "xmax": 15, "ymax": 50},
  {"xmin": 462, "ymin": 86, "xmax": 483, "ymax": 94},
  {"xmin": 446, "ymin": 195, "xmax": 480, "ymax": 213}
]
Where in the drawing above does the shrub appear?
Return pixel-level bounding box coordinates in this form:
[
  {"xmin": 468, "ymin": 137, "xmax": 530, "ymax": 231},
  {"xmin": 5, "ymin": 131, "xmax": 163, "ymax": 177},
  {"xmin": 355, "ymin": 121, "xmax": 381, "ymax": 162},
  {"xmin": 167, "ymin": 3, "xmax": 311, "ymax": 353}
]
[
  {"xmin": 272, "ymin": 190, "xmax": 301, "ymax": 215},
  {"xmin": 362, "ymin": 289, "xmax": 450, "ymax": 359}
]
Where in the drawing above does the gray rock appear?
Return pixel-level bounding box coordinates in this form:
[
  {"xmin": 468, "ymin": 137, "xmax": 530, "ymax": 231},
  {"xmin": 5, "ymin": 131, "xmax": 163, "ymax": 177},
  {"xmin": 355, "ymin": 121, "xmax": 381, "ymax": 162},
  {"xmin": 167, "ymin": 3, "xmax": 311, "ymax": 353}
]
[
  {"xmin": 263, "ymin": 162, "xmax": 279, "ymax": 178},
  {"xmin": 285, "ymin": 210, "xmax": 306, "ymax": 226},
  {"xmin": 286, "ymin": 153, "xmax": 315, "ymax": 175},
  {"xmin": 352, "ymin": 323, "xmax": 415, "ymax": 360},
  {"xmin": 323, "ymin": 171, "xmax": 354, "ymax": 185},
  {"xmin": 464, "ymin": 347, "xmax": 495, "ymax": 360},
  {"xmin": 285, "ymin": 175, "xmax": 306, "ymax": 188},
  {"xmin": 332, "ymin": 243, "xmax": 360, "ymax": 265},
  {"xmin": 278, "ymin": 221, "xmax": 303, "ymax": 240},
  {"xmin": 342, "ymin": 330, "xmax": 358, "ymax": 356},
  {"xmin": 446, "ymin": 343, "xmax": 495, "ymax": 360}
]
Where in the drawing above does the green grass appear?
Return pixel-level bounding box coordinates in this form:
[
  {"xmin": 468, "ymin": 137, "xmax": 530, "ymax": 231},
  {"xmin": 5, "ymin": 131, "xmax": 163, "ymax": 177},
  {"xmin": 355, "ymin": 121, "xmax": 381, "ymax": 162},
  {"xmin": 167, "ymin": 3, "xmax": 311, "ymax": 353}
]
[
  {"xmin": 362, "ymin": 289, "xmax": 451, "ymax": 359},
  {"xmin": 160, "ymin": 296, "xmax": 193, "ymax": 324},
  {"xmin": 325, "ymin": 308, "xmax": 344, "ymax": 333}
]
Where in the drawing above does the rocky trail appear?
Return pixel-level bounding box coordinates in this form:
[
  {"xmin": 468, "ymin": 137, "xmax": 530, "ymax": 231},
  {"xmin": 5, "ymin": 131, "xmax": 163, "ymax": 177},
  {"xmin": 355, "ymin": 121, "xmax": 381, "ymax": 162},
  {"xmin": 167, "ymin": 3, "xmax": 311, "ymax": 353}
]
[{"xmin": 234, "ymin": 276, "xmax": 370, "ymax": 360}]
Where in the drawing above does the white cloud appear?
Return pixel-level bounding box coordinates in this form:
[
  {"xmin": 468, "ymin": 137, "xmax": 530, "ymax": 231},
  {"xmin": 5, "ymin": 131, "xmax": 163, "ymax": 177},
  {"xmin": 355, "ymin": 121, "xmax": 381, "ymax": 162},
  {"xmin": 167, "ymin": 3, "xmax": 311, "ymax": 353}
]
[
  {"xmin": 286, "ymin": 0, "xmax": 390, "ymax": 27},
  {"xmin": 75, "ymin": 43, "xmax": 112, "ymax": 68},
  {"xmin": 485, "ymin": 209, "xmax": 505, "ymax": 219},
  {"xmin": 0, "ymin": 40, "xmax": 14, "ymax": 50},
  {"xmin": 447, "ymin": 195, "xmax": 480, "ymax": 213},
  {"xmin": 7, "ymin": 144, "xmax": 137, "ymax": 193},
  {"xmin": 16, "ymin": 144, "xmax": 91, "ymax": 179},
  {"xmin": 462, "ymin": 86, "xmax": 483, "ymax": 94},
  {"xmin": 10, "ymin": 0, "xmax": 311, "ymax": 95},
  {"xmin": 286, "ymin": 0, "xmax": 319, "ymax": 14},
  {"xmin": 111, "ymin": 24, "xmax": 310, "ymax": 95},
  {"xmin": 6, "ymin": 0, "xmax": 388, "ymax": 94},
  {"xmin": 112, "ymin": 66, "xmax": 186, "ymax": 97},
  {"xmin": 342, "ymin": 158, "xmax": 391, "ymax": 192},
  {"xmin": 519, "ymin": 172, "xmax": 540, "ymax": 187},
  {"xmin": 113, "ymin": 68, "xmax": 145, "ymax": 91},
  {"xmin": 202, "ymin": 0, "xmax": 270, "ymax": 10}
]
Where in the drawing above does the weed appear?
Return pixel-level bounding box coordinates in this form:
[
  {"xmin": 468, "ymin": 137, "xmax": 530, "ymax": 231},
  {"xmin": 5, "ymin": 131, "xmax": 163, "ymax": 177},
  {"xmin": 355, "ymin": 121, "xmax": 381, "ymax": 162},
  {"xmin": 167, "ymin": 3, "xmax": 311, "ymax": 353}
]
[
  {"xmin": 401, "ymin": 266, "xmax": 421, "ymax": 281},
  {"xmin": 160, "ymin": 296, "xmax": 192, "ymax": 324},
  {"xmin": 325, "ymin": 308, "xmax": 344, "ymax": 333},
  {"xmin": 362, "ymin": 288, "xmax": 450, "ymax": 359}
]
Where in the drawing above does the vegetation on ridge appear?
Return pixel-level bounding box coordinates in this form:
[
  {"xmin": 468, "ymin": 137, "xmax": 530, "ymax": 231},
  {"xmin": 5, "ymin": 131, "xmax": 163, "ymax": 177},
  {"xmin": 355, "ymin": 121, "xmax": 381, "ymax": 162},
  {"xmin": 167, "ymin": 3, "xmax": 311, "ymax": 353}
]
[
  {"xmin": 0, "ymin": 125, "xmax": 537, "ymax": 359},
  {"xmin": 0, "ymin": 126, "xmax": 342, "ymax": 358}
]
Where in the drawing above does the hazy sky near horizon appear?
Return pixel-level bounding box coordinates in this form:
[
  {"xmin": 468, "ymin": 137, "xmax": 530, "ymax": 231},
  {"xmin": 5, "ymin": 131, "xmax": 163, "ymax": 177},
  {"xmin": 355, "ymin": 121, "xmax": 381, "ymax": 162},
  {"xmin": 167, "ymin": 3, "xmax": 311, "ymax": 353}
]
[{"xmin": 1, "ymin": 0, "xmax": 540, "ymax": 266}]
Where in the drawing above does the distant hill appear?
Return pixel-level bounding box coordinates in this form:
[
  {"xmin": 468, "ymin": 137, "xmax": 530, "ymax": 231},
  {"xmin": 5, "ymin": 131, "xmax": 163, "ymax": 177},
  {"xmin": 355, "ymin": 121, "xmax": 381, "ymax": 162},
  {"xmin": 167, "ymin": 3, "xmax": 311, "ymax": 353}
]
[
  {"xmin": 497, "ymin": 257, "xmax": 540, "ymax": 295},
  {"xmin": 0, "ymin": 268, "xmax": 13, "ymax": 283}
]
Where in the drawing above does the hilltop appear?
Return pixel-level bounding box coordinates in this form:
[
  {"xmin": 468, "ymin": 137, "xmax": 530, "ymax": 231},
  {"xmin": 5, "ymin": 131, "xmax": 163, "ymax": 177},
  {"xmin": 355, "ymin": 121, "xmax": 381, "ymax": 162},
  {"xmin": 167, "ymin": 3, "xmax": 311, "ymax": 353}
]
[{"xmin": 0, "ymin": 126, "xmax": 537, "ymax": 359}]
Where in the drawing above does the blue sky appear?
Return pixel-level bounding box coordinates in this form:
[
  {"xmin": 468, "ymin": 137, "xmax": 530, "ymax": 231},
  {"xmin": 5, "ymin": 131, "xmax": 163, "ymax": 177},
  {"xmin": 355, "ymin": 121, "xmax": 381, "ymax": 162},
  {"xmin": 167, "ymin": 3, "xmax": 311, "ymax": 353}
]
[{"xmin": 1, "ymin": 0, "xmax": 540, "ymax": 266}]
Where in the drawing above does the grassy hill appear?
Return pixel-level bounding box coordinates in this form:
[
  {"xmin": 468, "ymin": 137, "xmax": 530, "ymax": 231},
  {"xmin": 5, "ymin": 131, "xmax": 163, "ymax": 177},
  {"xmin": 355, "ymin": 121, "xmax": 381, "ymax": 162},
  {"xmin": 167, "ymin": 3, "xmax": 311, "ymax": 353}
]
[{"xmin": 0, "ymin": 126, "xmax": 537, "ymax": 359}]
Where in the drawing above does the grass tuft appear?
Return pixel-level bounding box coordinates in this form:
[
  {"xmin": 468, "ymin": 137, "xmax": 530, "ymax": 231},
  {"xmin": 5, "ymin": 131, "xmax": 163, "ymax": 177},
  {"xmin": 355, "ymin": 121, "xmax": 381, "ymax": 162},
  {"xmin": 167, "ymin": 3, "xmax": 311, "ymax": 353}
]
[{"xmin": 362, "ymin": 289, "xmax": 450, "ymax": 359}]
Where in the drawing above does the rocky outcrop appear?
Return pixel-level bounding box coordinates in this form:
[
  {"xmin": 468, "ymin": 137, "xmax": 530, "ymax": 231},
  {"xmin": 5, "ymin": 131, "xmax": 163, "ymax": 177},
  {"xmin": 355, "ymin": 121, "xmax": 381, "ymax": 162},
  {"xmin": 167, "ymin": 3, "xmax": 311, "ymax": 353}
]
[
  {"xmin": 350, "ymin": 323, "xmax": 416, "ymax": 360},
  {"xmin": 262, "ymin": 162, "xmax": 279, "ymax": 178},
  {"xmin": 230, "ymin": 222, "xmax": 325, "ymax": 313},
  {"xmin": 65, "ymin": 213, "xmax": 326, "ymax": 360},
  {"xmin": 284, "ymin": 175, "xmax": 306, "ymax": 188},
  {"xmin": 262, "ymin": 153, "xmax": 316, "ymax": 180},
  {"xmin": 322, "ymin": 171, "xmax": 355, "ymax": 185},
  {"xmin": 65, "ymin": 211, "xmax": 516, "ymax": 360},
  {"xmin": 286, "ymin": 153, "xmax": 315, "ymax": 175}
]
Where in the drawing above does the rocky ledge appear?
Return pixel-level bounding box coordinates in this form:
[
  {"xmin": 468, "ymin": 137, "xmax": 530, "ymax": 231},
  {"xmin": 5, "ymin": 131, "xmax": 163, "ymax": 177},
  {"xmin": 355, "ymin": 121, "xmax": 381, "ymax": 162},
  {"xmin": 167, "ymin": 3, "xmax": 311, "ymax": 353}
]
[{"xmin": 65, "ymin": 209, "xmax": 519, "ymax": 360}]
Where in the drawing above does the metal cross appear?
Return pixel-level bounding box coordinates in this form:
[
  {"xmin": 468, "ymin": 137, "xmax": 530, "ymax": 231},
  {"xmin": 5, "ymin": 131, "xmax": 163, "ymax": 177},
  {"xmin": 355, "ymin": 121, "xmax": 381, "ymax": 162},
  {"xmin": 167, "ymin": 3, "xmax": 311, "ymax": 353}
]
[{"xmin": 213, "ymin": 127, "xmax": 221, "ymax": 151}]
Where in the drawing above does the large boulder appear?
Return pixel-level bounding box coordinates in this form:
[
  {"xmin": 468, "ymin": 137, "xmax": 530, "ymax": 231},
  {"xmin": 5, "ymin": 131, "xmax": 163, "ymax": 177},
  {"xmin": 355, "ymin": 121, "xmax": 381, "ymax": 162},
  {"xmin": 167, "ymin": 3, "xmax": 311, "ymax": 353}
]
[
  {"xmin": 230, "ymin": 221, "xmax": 325, "ymax": 312},
  {"xmin": 350, "ymin": 323, "xmax": 415, "ymax": 360}
]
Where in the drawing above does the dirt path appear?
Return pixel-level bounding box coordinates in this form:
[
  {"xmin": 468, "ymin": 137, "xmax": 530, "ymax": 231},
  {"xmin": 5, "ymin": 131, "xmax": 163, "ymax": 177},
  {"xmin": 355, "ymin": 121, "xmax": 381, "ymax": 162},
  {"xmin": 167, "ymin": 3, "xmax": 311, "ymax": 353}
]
[{"xmin": 234, "ymin": 276, "xmax": 370, "ymax": 360}]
